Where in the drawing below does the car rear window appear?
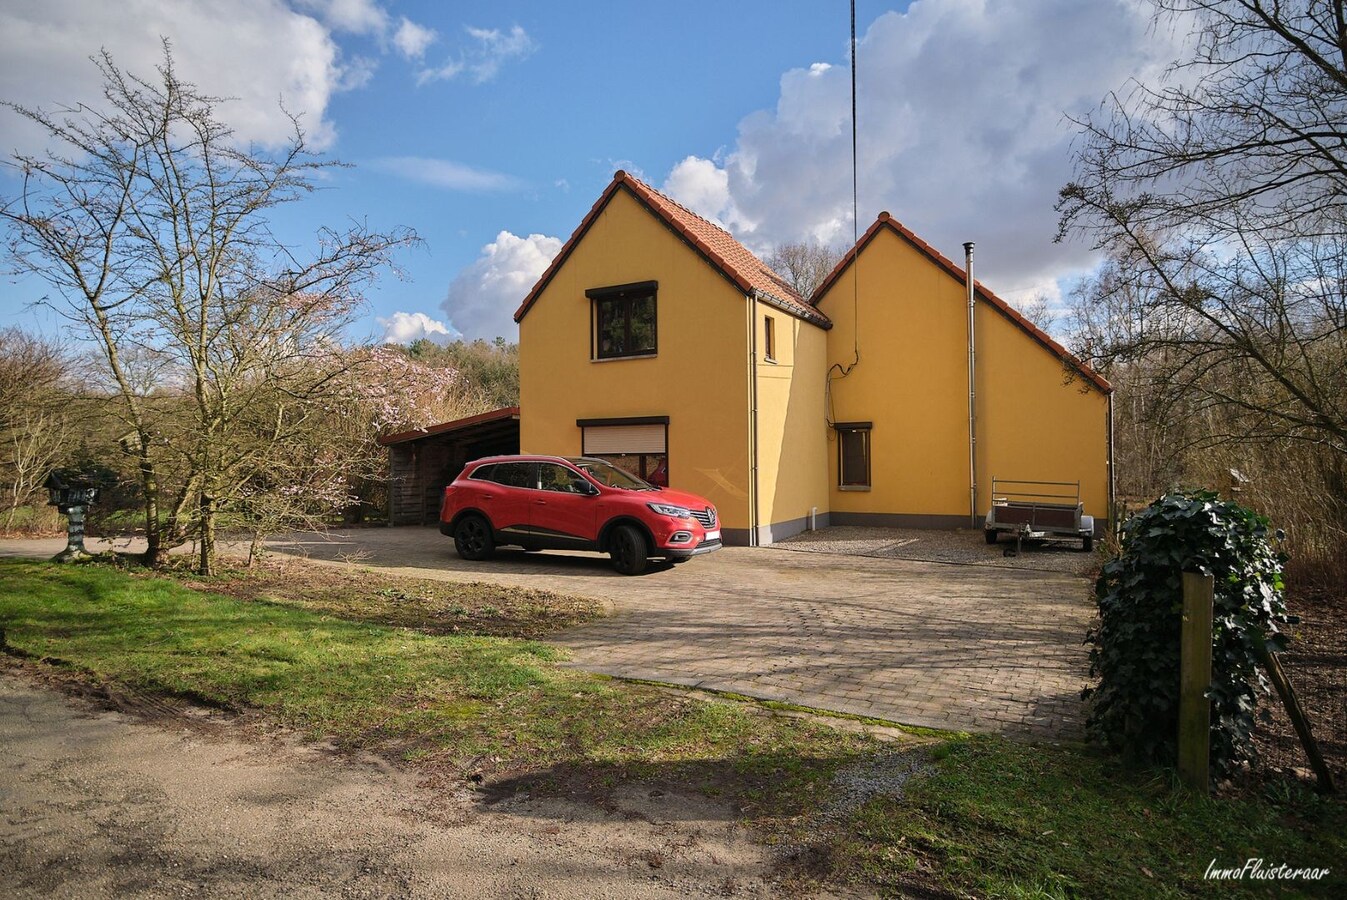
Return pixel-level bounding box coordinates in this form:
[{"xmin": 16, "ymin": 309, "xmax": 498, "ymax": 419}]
[{"xmin": 472, "ymin": 461, "xmax": 535, "ymax": 488}]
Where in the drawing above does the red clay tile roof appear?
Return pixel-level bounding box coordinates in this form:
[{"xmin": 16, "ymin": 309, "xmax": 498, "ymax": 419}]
[
  {"xmin": 811, "ymin": 213, "xmax": 1113, "ymax": 393},
  {"xmin": 513, "ymin": 171, "xmax": 831, "ymax": 328}
]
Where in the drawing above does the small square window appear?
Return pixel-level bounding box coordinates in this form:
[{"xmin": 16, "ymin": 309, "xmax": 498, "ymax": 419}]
[
  {"xmin": 836, "ymin": 422, "xmax": 871, "ymax": 489},
  {"xmin": 588, "ymin": 281, "xmax": 657, "ymax": 359}
]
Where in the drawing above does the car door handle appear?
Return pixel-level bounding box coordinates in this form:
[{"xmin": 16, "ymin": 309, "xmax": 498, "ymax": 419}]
[{"xmin": 533, "ymin": 499, "xmax": 547, "ymax": 505}]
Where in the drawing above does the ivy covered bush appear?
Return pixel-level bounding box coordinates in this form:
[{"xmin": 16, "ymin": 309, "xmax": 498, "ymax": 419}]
[{"xmin": 1084, "ymin": 490, "xmax": 1293, "ymax": 779}]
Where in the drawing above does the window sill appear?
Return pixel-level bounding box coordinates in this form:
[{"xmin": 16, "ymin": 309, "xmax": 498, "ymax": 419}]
[
  {"xmin": 838, "ymin": 485, "xmax": 871, "ymax": 492},
  {"xmin": 592, "ymin": 353, "xmax": 657, "ymax": 363}
]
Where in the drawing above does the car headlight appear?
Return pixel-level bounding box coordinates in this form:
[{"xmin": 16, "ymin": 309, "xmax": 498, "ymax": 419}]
[{"xmin": 647, "ymin": 502, "xmax": 692, "ymax": 518}]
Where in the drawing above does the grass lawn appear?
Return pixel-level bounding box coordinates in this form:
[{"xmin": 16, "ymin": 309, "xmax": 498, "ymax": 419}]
[{"xmin": 1, "ymin": 557, "xmax": 1342, "ymax": 897}]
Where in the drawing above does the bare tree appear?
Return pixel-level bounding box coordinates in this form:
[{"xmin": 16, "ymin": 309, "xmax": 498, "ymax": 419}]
[
  {"xmin": 1058, "ymin": 0, "xmax": 1347, "ymax": 456},
  {"xmin": 1, "ymin": 46, "xmax": 418, "ymax": 572},
  {"xmin": 0, "ymin": 328, "xmax": 70, "ymax": 528},
  {"xmin": 765, "ymin": 241, "xmax": 843, "ymax": 298},
  {"xmin": 1012, "ymin": 294, "xmax": 1058, "ymax": 334}
]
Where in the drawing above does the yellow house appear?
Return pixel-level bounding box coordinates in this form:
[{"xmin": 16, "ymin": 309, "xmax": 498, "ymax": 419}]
[{"xmin": 514, "ymin": 171, "xmax": 1111, "ymax": 545}]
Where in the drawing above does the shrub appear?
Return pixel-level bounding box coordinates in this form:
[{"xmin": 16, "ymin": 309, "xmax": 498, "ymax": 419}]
[{"xmin": 1083, "ymin": 490, "xmax": 1293, "ymax": 780}]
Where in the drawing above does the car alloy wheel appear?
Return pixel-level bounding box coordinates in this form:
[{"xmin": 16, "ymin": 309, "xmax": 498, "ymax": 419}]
[
  {"xmin": 610, "ymin": 524, "xmax": 649, "ymax": 575},
  {"xmin": 454, "ymin": 515, "xmax": 494, "ymax": 560}
]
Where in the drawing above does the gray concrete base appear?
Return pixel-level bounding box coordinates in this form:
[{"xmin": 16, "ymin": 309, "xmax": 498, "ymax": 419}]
[{"xmin": 723, "ymin": 511, "xmax": 832, "ymax": 547}]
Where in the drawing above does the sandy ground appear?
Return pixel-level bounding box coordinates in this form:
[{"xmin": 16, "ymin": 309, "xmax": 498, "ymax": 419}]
[{"xmin": 0, "ymin": 668, "xmax": 793, "ymax": 899}]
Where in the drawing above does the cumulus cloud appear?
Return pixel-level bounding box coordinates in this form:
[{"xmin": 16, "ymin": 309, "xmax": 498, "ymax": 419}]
[
  {"xmin": 441, "ymin": 231, "xmax": 562, "ymax": 340},
  {"xmin": 0, "ymin": 0, "xmax": 446, "ymax": 156},
  {"xmin": 418, "ymin": 24, "xmax": 537, "ymax": 84},
  {"xmin": 296, "ymin": 0, "xmax": 387, "ymax": 35},
  {"xmin": 379, "ymin": 310, "xmax": 456, "ymax": 345},
  {"xmin": 372, "ymin": 156, "xmax": 523, "ymax": 192},
  {"xmin": 0, "ymin": 0, "xmax": 353, "ymax": 153},
  {"xmin": 659, "ymin": 0, "xmax": 1187, "ymax": 296},
  {"xmin": 662, "ymin": 156, "xmax": 732, "ymax": 228}
]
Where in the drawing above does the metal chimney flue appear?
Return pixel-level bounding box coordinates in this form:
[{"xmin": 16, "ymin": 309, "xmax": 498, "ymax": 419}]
[{"xmin": 965, "ymin": 242, "xmax": 977, "ymax": 529}]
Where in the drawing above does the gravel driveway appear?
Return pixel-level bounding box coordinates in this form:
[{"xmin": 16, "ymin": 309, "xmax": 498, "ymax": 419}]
[{"xmin": 776, "ymin": 525, "xmax": 1098, "ymax": 576}]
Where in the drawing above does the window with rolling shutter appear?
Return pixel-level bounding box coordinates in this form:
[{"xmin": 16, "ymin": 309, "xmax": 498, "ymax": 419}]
[
  {"xmin": 581, "ymin": 424, "xmax": 666, "ymax": 455},
  {"xmin": 578, "ymin": 417, "xmax": 669, "ymax": 486}
]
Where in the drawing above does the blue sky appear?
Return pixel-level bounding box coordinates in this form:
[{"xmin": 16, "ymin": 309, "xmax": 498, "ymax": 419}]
[{"xmin": 0, "ymin": 0, "xmax": 1184, "ymax": 344}]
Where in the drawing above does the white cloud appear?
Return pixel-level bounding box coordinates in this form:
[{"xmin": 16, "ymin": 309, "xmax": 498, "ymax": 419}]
[
  {"xmin": 372, "ymin": 156, "xmax": 523, "ymax": 192},
  {"xmin": 379, "ymin": 310, "xmax": 456, "ymax": 345},
  {"xmin": 662, "ymin": 156, "xmax": 732, "ymax": 228},
  {"xmin": 0, "ymin": 0, "xmax": 349, "ymax": 153},
  {"xmin": 393, "ymin": 17, "xmax": 436, "ymax": 60},
  {"xmin": 659, "ymin": 0, "xmax": 1187, "ymax": 292},
  {"xmin": 0, "ymin": 1, "xmax": 446, "ymax": 157},
  {"xmin": 419, "ymin": 24, "xmax": 537, "ymax": 85},
  {"xmin": 295, "ymin": 0, "xmax": 387, "ymax": 35},
  {"xmin": 441, "ymin": 231, "xmax": 562, "ymax": 340}
]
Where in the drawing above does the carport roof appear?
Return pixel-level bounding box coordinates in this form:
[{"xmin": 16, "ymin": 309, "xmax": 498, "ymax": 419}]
[{"xmin": 378, "ymin": 406, "xmax": 520, "ymax": 447}]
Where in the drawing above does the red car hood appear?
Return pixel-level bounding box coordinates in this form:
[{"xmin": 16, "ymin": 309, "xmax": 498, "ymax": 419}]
[{"xmin": 647, "ymin": 488, "xmax": 715, "ymax": 512}]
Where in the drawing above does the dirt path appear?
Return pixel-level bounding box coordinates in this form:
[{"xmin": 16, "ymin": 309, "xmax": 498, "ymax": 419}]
[{"xmin": 0, "ymin": 669, "xmax": 785, "ymax": 899}]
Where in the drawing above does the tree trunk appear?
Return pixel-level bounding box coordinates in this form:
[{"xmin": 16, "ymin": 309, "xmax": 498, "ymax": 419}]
[
  {"xmin": 198, "ymin": 493, "xmax": 216, "ymax": 576},
  {"xmin": 139, "ymin": 449, "xmax": 168, "ymax": 568}
]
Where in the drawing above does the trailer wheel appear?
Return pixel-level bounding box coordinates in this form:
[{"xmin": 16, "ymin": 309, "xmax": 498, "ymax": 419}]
[
  {"xmin": 984, "ymin": 529, "xmax": 998, "ymax": 545},
  {"xmin": 1082, "ymin": 535, "xmax": 1094, "ymax": 553}
]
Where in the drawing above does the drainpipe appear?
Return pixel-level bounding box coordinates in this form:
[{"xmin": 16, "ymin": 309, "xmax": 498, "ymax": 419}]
[
  {"xmin": 965, "ymin": 241, "xmax": 978, "ymax": 529},
  {"xmin": 1107, "ymin": 390, "xmax": 1116, "ymax": 533},
  {"xmin": 748, "ymin": 292, "xmax": 760, "ymax": 546}
]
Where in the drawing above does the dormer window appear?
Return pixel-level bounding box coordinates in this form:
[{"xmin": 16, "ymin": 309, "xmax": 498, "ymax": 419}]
[{"xmin": 588, "ymin": 281, "xmax": 657, "ymax": 359}]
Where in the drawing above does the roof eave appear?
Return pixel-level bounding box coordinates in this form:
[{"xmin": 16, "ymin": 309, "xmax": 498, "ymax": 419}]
[{"xmin": 752, "ymin": 288, "xmax": 832, "ymax": 329}]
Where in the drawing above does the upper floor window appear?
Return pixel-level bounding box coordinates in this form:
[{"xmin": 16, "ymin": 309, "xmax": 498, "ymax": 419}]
[
  {"xmin": 587, "ymin": 281, "xmax": 657, "ymax": 359},
  {"xmin": 763, "ymin": 314, "xmax": 776, "ymax": 363}
]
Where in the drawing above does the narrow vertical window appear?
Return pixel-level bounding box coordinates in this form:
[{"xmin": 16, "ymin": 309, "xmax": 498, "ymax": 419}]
[
  {"xmin": 835, "ymin": 422, "xmax": 872, "ymax": 489},
  {"xmin": 763, "ymin": 314, "xmax": 776, "ymax": 362}
]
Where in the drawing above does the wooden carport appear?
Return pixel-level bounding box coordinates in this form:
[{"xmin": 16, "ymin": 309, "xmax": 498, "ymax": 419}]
[{"xmin": 380, "ymin": 406, "xmax": 520, "ymax": 525}]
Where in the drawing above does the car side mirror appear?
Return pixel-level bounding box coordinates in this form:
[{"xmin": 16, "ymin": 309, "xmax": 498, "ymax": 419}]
[{"xmin": 577, "ymin": 480, "xmax": 599, "ymax": 496}]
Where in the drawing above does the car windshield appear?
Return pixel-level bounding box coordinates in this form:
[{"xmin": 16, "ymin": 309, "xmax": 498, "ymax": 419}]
[{"xmin": 567, "ymin": 458, "xmax": 655, "ymax": 491}]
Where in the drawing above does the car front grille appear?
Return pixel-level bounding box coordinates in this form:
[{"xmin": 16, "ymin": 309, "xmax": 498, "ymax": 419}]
[{"xmin": 691, "ymin": 507, "xmax": 717, "ymax": 528}]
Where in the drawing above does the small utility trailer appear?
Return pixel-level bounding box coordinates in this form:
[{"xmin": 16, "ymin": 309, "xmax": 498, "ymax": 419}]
[{"xmin": 984, "ymin": 478, "xmax": 1095, "ymax": 554}]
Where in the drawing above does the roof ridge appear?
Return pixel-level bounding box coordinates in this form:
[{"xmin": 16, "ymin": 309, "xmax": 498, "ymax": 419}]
[
  {"xmin": 515, "ymin": 170, "xmax": 829, "ymax": 328},
  {"xmin": 617, "ymin": 170, "xmax": 739, "ymax": 241}
]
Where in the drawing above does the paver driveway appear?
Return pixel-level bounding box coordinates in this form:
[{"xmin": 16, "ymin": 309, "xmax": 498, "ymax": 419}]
[
  {"xmin": 267, "ymin": 528, "xmax": 1096, "ymax": 739},
  {"xmin": 1, "ymin": 528, "xmax": 1097, "ymax": 738}
]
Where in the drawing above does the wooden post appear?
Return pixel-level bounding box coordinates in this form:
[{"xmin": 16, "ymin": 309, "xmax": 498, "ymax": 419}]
[
  {"xmin": 1179, "ymin": 572, "xmax": 1214, "ymax": 792},
  {"xmin": 1256, "ymin": 644, "xmax": 1337, "ymax": 794}
]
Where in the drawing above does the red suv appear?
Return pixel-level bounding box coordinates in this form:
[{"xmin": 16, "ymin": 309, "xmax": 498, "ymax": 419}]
[{"xmin": 439, "ymin": 455, "xmax": 722, "ymax": 575}]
